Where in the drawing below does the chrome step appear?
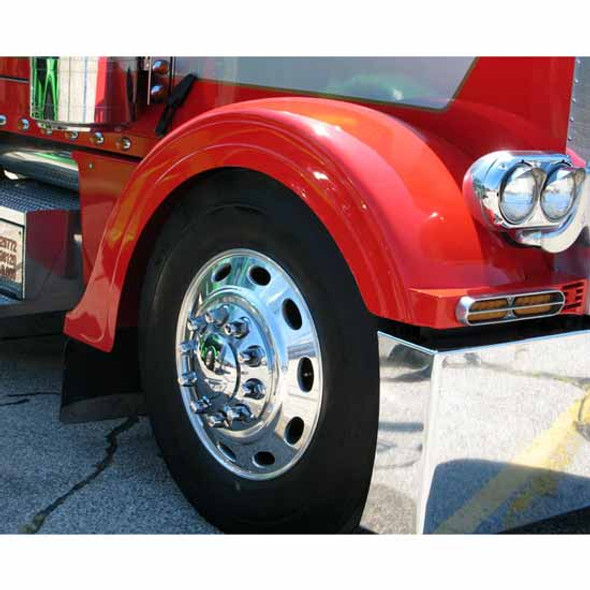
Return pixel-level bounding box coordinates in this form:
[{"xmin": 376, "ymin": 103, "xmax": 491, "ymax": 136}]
[{"xmin": 0, "ymin": 149, "xmax": 78, "ymax": 192}]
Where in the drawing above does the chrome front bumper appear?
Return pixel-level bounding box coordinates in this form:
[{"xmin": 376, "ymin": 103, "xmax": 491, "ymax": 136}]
[{"xmin": 360, "ymin": 330, "xmax": 590, "ymax": 533}]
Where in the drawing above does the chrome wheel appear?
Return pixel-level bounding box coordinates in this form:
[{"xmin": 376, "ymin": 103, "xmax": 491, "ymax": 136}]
[{"xmin": 175, "ymin": 249, "xmax": 323, "ymax": 480}]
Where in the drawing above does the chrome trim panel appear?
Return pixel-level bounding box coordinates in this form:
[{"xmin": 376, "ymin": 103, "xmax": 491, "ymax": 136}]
[
  {"xmin": 361, "ymin": 330, "xmax": 590, "ymax": 533},
  {"xmin": 568, "ymin": 58, "xmax": 590, "ymax": 164},
  {"xmin": 30, "ymin": 57, "xmax": 139, "ymax": 130},
  {"xmin": 456, "ymin": 289, "xmax": 565, "ymax": 326},
  {"xmin": 0, "ymin": 179, "xmax": 82, "ymax": 314}
]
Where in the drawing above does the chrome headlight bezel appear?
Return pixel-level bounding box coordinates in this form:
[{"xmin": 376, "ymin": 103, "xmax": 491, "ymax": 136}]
[
  {"xmin": 540, "ymin": 165, "xmax": 585, "ymax": 221},
  {"xmin": 498, "ymin": 163, "xmax": 544, "ymax": 224},
  {"xmin": 463, "ymin": 151, "xmax": 588, "ymax": 253}
]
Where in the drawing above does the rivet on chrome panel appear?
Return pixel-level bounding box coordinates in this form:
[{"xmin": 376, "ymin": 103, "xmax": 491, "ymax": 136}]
[
  {"xmin": 17, "ymin": 118, "xmax": 30, "ymax": 131},
  {"xmin": 90, "ymin": 132, "xmax": 104, "ymax": 145},
  {"xmin": 117, "ymin": 137, "xmax": 132, "ymax": 151},
  {"xmin": 152, "ymin": 59, "xmax": 170, "ymax": 75},
  {"xmin": 0, "ymin": 115, "xmax": 6, "ymax": 126},
  {"xmin": 66, "ymin": 131, "xmax": 79, "ymax": 140}
]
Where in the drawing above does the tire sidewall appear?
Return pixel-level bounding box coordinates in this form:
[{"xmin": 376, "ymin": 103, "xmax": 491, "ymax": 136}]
[{"xmin": 140, "ymin": 175, "xmax": 378, "ymax": 533}]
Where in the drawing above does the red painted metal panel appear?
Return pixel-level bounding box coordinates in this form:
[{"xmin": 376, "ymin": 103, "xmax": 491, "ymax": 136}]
[
  {"xmin": 64, "ymin": 95, "xmax": 585, "ymax": 352},
  {"xmin": 74, "ymin": 151, "xmax": 138, "ymax": 281},
  {"xmin": 0, "ymin": 57, "xmax": 583, "ymax": 349},
  {"xmin": 0, "ymin": 57, "xmax": 29, "ymax": 80}
]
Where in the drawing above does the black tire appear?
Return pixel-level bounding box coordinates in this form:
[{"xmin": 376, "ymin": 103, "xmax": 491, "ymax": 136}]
[{"xmin": 139, "ymin": 170, "xmax": 379, "ymax": 533}]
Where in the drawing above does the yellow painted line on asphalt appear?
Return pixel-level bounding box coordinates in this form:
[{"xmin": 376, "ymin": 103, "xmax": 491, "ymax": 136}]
[{"xmin": 434, "ymin": 386, "xmax": 590, "ymax": 534}]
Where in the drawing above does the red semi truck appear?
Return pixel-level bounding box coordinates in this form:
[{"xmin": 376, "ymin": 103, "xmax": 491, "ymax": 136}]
[{"xmin": 1, "ymin": 56, "xmax": 589, "ymax": 533}]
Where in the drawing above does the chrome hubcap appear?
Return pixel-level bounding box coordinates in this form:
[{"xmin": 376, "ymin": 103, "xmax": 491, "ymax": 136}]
[{"xmin": 175, "ymin": 249, "xmax": 323, "ymax": 480}]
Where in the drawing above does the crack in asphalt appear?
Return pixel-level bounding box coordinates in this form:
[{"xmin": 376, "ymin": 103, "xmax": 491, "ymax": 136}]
[
  {"xmin": 5, "ymin": 391, "xmax": 60, "ymax": 398},
  {"xmin": 19, "ymin": 416, "xmax": 140, "ymax": 534},
  {"xmin": 0, "ymin": 391, "xmax": 60, "ymax": 408},
  {"xmin": 0, "ymin": 399, "xmax": 30, "ymax": 407}
]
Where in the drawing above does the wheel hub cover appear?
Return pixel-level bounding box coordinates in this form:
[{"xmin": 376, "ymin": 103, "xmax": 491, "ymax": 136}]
[{"xmin": 175, "ymin": 249, "xmax": 323, "ymax": 480}]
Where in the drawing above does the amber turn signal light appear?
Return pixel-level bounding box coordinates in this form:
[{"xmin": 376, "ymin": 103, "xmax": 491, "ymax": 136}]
[{"xmin": 457, "ymin": 290, "xmax": 565, "ymax": 326}]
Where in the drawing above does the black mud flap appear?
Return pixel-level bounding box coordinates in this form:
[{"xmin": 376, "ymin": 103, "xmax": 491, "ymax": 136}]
[{"xmin": 61, "ymin": 329, "xmax": 146, "ymax": 424}]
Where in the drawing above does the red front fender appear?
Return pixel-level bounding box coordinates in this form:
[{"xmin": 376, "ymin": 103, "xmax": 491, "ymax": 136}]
[{"xmin": 65, "ymin": 97, "xmax": 555, "ymax": 352}]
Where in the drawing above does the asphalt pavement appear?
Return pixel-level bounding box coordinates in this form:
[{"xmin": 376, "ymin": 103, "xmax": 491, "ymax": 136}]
[
  {"xmin": 0, "ymin": 334, "xmax": 217, "ymax": 534},
  {"xmin": 1, "ymin": 333, "xmax": 590, "ymax": 534}
]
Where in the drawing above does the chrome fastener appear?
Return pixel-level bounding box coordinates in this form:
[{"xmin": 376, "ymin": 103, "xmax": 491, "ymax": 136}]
[
  {"xmin": 178, "ymin": 371, "xmax": 199, "ymax": 387},
  {"xmin": 189, "ymin": 396, "xmax": 211, "ymax": 414},
  {"xmin": 152, "ymin": 59, "xmax": 170, "ymax": 75},
  {"xmin": 223, "ymin": 403, "xmax": 253, "ymax": 426},
  {"xmin": 224, "ymin": 318, "xmax": 250, "ymax": 338},
  {"xmin": 238, "ymin": 345, "xmax": 264, "ymax": 367},
  {"xmin": 178, "ymin": 340, "xmax": 198, "ymax": 354},
  {"xmin": 242, "ymin": 379, "xmax": 265, "ymax": 400},
  {"xmin": 90, "ymin": 132, "xmax": 104, "ymax": 145},
  {"xmin": 187, "ymin": 314, "xmax": 207, "ymax": 333},
  {"xmin": 117, "ymin": 137, "xmax": 132, "ymax": 151},
  {"xmin": 205, "ymin": 412, "xmax": 228, "ymax": 428},
  {"xmin": 204, "ymin": 306, "xmax": 229, "ymax": 326},
  {"xmin": 150, "ymin": 84, "xmax": 166, "ymax": 102}
]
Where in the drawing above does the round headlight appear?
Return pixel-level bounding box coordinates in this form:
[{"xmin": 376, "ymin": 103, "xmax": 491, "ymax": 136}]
[
  {"xmin": 540, "ymin": 167, "xmax": 577, "ymax": 221},
  {"xmin": 499, "ymin": 165, "xmax": 539, "ymax": 224}
]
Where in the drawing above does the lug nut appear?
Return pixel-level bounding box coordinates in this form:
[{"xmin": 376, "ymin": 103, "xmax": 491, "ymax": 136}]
[
  {"xmin": 238, "ymin": 345, "xmax": 264, "ymax": 367},
  {"xmin": 223, "ymin": 403, "xmax": 253, "ymax": 426},
  {"xmin": 178, "ymin": 371, "xmax": 198, "ymax": 387},
  {"xmin": 242, "ymin": 379, "xmax": 265, "ymax": 400},
  {"xmin": 205, "ymin": 412, "xmax": 228, "ymax": 428},
  {"xmin": 205, "ymin": 306, "xmax": 229, "ymax": 326},
  {"xmin": 187, "ymin": 314, "xmax": 207, "ymax": 333},
  {"xmin": 224, "ymin": 318, "xmax": 249, "ymax": 338},
  {"xmin": 178, "ymin": 339, "xmax": 198, "ymax": 354},
  {"xmin": 189, "ymin": 396, "xmax": 211, "ymax": 414}
]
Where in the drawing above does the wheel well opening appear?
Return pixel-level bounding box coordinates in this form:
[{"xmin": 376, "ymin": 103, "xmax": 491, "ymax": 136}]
[{"xmin": 117, "ymin": 167, "xmax": 307, "ymax": 332}]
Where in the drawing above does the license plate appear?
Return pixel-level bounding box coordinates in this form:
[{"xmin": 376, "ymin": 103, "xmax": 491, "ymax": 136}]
[{"xmin": 0, "ymin": 219, "xmax": 24, "ymax": 298}]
